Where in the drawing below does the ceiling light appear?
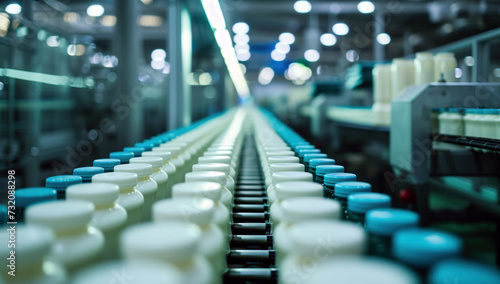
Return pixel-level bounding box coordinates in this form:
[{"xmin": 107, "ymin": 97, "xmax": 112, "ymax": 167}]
[
  {"xmin": 332, "ymin": 23, "xmax": 349, "ymax": 36},
  {"xmin": 376, "ymin": 33, "xmax": 391, "ymax": 45},
  {"xmin": 294, "ymin": 1, "xmax": 312, "ymax": 13},
  {"xmin": 233, "ymin": 33, "xmax": 249, "ymax": 44},
  {"xmin": 357, "ymin": 1, "xmax": 375, "ymax": 14},
  {"xmin": 151, "ymin": 60, "xmax": 166, "ymax": 70},
  {"xmin": 346, "ymin": 50, "xmax": 359, "ymax": 62},
  {"xmin": 64, "ymin": 12, "xmax": 79, "ymax": 23},
  {"xmin": 232, "ymin": 22, "xmax": 249, "ymax": 34},
  {"xmin": 237, "ymin": 52, "xmax": 251, "ymax": 62},
  {"xmin": 304, "ymin": 49, "xmax": 320, "ymax": 62},
  {"xmin": 235, "ymin": 43, "xmax": 250, "ymax": 54},
  {"xmin": 46, "ymin": 36, "xmax": 60, "ymax": 47},
  {"xmin": 138, "ymin": 15, "xmax": 163, "ymax": 27},
  {"xmin": 201, "ymin": 0, "xmax": 226, "ymax": 30},
  {"xmin": 86, "ymin": 4, "xmax": 104, "ymax": 17},
  {"xmin": 258, "ymin": 67, "xmax": 274, "ymax": 85},
  {"xmin": 275, "ymin": 42, "xmax": 290, "ymax": 54},
  {"xmin": 151, "ymin": 49, "xmax": 167, "ymax": 61},
  {"xmin": 5, "ymin": 3, "xmax": 21, "ymax": 15},
  {"xmin": 271, "ymin": 50, "xmax": 286, "ymax": 61},
  {"xmin": 101, "ymin": 15, "xmax": 116, "ymax": 27},
  {"xmin": 320, "ymin": 33, "xmax": 337, "ymax": 46},
  {"xmin": 279, "ymin": 32, "xmax": 295, "ymax": 45}
]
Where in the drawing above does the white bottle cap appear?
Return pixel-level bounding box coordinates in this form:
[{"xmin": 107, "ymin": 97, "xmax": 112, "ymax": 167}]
[
  {"xmin": 281, "ymin": 197, "xmax": 341, "ymax": 222},
  {"xmin": 275, "ymin": 181, "xmax": 323, "ymax": 200},
  {"xmin": 289, "ymin": 220, "xmax": 366, "ymax": 258},
  {"xmin": 172, "ymin": 182, "xmax": 222, "ymax": 201},
  {"xmin": 114, "ymin": 164, "xmax": 153, "ymax": 178},
  {"xmin": 142, "ymin": 151, "xmax": 172, "ymax": 162},
  {"xmin": 269, "ymin": 163, "xmax": 304, "ymax": 173},
  {"xmin": 308, "ymin": 257, "xmax": 419, "ymax": 284},
  {"xmin": 153, "ymin": 197, "xmax": 215, "ymax": 226},
  {"xmin": 72, "ymin": 260, "xmax": 183, "ymax": 284},
  {"xmin": 193, "ymin": 163, "xmax": 231, "ymax": 176},
  {"xmin": 0, "ymin": 225, "xmax": 53, "ymax": 268},
  {"xmin": 130, "ymin": 157, "xmax": 163, "ymax": 170},
  {"xmin": 198, "ymin": 156, "xmax": 231, "ymax": 165},
  {"xmin": 26, "ymin": 200, "xmax": 94, "ymax": 232},
  {"xmin": 208, "ymin": 146, "xmax": 234, "ymax": 151},
  {"xmin": 66, "ymin": 183, "xmax": 119, "ymax": 206},
  {"xmin": 166, "ymin": 142, "xmax": 188, "ymax": 149},
  {"xmin": 121, "ymin": 222, "xmax": 201, "ymax": 263},
  {"xmin": 185, "ymin": 171, "xmax": 226, "ymax": 186},
  {"xmin": 272, "ymin": 172, "xmax": 313, "ymax": 184},
  {"xmin": 92, "ymin": 172, "xmax": 138, "ymax": 190},
  {"xmin": 264, "ymin": 146, "xmax": 291, "ymax": 151},
  {"xmin": 268, "ymin": 156, "xmax": 300, "ymax": 164},
  {"xmin": 204, "ymin": 150, "xmax": 232, "ymax": 156},
  {"xmin": 265, "ymin": 151, "xmax": 295, "ymax": 157},
  {"xmin": 153, "ymin": 146, "xmax": 180, "ymax": 156}
]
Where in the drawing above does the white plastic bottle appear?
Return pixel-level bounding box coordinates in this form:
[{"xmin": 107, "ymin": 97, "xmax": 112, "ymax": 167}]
[
  {"xmin": 274, "ymin": 197, "xmax": 341, "ymax": 267},
  {"xmin": 279, "ymin": 220, "xmax": 366, "ymax": 284},
  {"xmin": 480, "ymin": 109, "xmax": 498, "ymax": 140},
  {"xmin": 153, "ymin": 198, "xmax": 227, "ymax": 280},
  {"xmin": 185, "ymin": 171, "xmax": 233, "ymax": 211},
  {"xmin": 414, "ymin": 52, "xmax": 434, "ymax": 85},
  {"xmin": 114, "ymin": 163, "xmax": 158, "ymax": 222},
  {"xmin": 25, "ymin": 200, "xmax": 104, "ymax": 273},
  {"xmin": 372, "ymin": 64, "xmax": 392, "ymax": 125},
  {"xmin": 391, "ymin": 58, "xmax": 415, "ymax": 100},
  {"xmin": 121, "ymin": 222, "xmax": 215, "ymax": 284},
  {"xmin": 198, "ymin": 155, "xmax": 236, "ymax": 180},
  {"xmin": 153, "ymin": 146, "xmax": 185, "ymax": 183},
  {"xmin": 270, "ymin": 181, "xmax": 324, "ymax": 226},
  {"xmin": 92, "ymin": 172, "xmax": 144, "ymax": 226},
  {"xmin": 130, "ymin": 157, "xmax": 169, "ymax": 200},
  {"xmin": 72, "ymin": 260, "xmax": 182, "ymax": 284},
  {"xmin": 142, "ymin": 151, "xmax": 177, "ymax": 198},
  {"xmin": 435, "ymin": 52, "xmax": 457, "ymax": 82},
  {"xmin": 193, "ymin": 163, "xmax": 235, "ymax": 194},
  {"xmin": 66, "ymin": 183, "xmax": 127, "ymax": 260},
  {"xmin": 164, "ymin": 142, "xmax": 192, "ymax": 168},
  {"xmin": 264, "ymin": 156, "xmax": 300, "ymax": 177},
  {"xmin": 0, "ymin": 225, "xmax": 67, "ymax": 284},
  {"xmin": 172, "ymin": 182, "xmax": 231, "ymax": 236},
  {"xmin": 267, "ymin": 172, "xmax": 314, "ymax": 205},
  {"xmin": 204, "ymin": 150, "xmax": 238, "ymax": 170},
  {"xmin": 265, "ymin": 163, "xmax": 304, "ymax": 187}
]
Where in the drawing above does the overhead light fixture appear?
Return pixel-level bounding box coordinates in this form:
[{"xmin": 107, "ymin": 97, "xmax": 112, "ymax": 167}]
[
  {"xmin": 202, "ymin": 0, "xmax": 226, "ymax": 30},
  {"xmin": 332, "ymin": 23, "xmax": 349, "ymax": 36},
  {"xmin": 234, "ymin": 43, "xmax": 250, "ymax": 54},
  {"xmin": 279, "ymin": 32, "xmax": 295, "ymax": 45},
  {"xmin": 233, "ymin": 33, "xmax": 249, "ymax": 44},
  {"xmin": 141, "ymin": 0, "xmax": 154, "ymax": 5},
  {"xmin": 67, "ymin": 44, "xmax": 86, "ymax": 56},
  {"xmin": 5, "ymin": 3, "xmax": 21, "ymax": 15},
  {"xmin": 151, "ymin": 60, "xmax": 166, "ymax": 70},
  {"xmin": 320, "ymin": 33, "xmax": 337, "ymax": 46},
  {"xmin": 46, "ymin": 36, "xmax": 60, "ymax": 47},
  {"xmin": 258, "ymin": 67, "xmax": 274, "ymax": 85},
  {"xmin": 294, "ymin": 1, "xmax": 312, "ymax": 14},
  {"xmin": 138, "ymin": 15, "xmax": 163, "ymax": 27},
  {"xmin": 232, "ymin": 22, "xmax": 249, "ymax": 34},
  {"xmin": 63, "ymin": 12, "xmax": 79, "ymax": 23},
  {"xmin": 86, "ymin": 4, "xmax": 104, "ymax": 17},
  {"xmin": 275, "ymin": 42, "xmax": 290, "ymax": 54},
  {"xmin": 151, "ymin": 49, "xmax": 167, "ymax": 61},
  {"xmin": 346, "ymin": 50, "xmax": 359, "ymax": 62},
  {"xmin": 376, "ymin": 33, "xmax": 391, "ymax": 45},
  {"xmin": 304, "ymin": 49, "xmax": 320, "ymax": 62},
  {"xmin": 357, "ymin": 1, "xmax": 375, "ymax": 14},
  {"xmin": 101, "ymin": 15, "xmax": 116, "ymax": 27},
  {"xmin": 237, "ymin": 52, "xmax": 251, "ymax": 62},
  {"xmin": 271, "ymin": 50, "xmax": 286, "ymax": 61}
]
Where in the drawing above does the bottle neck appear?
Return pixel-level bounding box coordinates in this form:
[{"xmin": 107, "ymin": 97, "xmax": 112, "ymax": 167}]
[
  {"xmin": 95, "ymin": 201, "xmax": 116, "ymax": 210},
  {"xmin": 137, "ymin": 176, "xmax": 151, "ymax": 182},
  {"xmin": 120, "ymin": 186, "xmax": 136, "ymax": 194},
  {"xmin": 55, "ymin": 226, "xmax": 88, "ymax": 237}
]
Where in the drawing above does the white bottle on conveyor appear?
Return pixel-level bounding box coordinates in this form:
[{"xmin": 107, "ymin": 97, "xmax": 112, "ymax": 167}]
[
  {"xmin": 198, "ymin": 156, "xmax": 236, "ymax": 180},
  {"xmin": 25, "ymin": 200, "xmax": 104, "ymax": 274},
  {"xmin": 192, "ymin": 163, "xmax": 235, "ymax": 194},
  {"xmin": 265, "ymin": 163, "xmax": 304, "ymax": 187},
  {"xmin": 142, "ymin": 151, "xmax": 177, "ymax": 198},
  {"xmin": 185, "ymin": 171, "xmax": 233, "ymax": 211},
  {"xmin": 92, "ymin": 172, "xmax": 144, "ymax": 226},
  {"xmin": 66, "ymin": 183, "xmax": 127, "ymax": 260},
  {"xmin": 121, "ymin": 222, "xmax": 215, "ymax": 284},
  {"xmin": 267, "ymin": 172, "xmax": 314, "ymax": 205},
  {"xmin": 153, "ymin": 146, "xmax": 185, "ymax": 184},
  {"xmin": 130, "ymin": 157, "xmax": 169, "ymax": 200},
  {"xmin": 114, "ymin": 163, "xmax": 158, "ymax": 222}
]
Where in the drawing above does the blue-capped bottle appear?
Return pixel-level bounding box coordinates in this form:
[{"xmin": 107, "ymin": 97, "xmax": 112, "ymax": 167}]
[
  {"xmin": 110, "ymin": 151, "xmax": 134, "ymax": 164},
  {"xmin": 45, "ymin": 175, "xmax": 82, "ymax": 199},
  {"xmin": 308, "ymin": 158, "xmax": 335, "ymax": 180},
  {"xmin": 347, "ymin": 192, "xmax": 391, "ymax": 224},
  {"xmin": 365, "ymin": 208, "xmax": 419, "ymax": 258},
  {"xmin": 123, "ymin": 147, "xmax": 146, "ymax": 157},
  {"xmin": 393, "ymin": 228, "xmax": 463, "ymax": 278},
  {"xmin": 315, "ymin": 165, "xmax": 345, "ymax": 186},
  {"xmin": 93, "ymin": 158, "xmax": 120, "ymax": 173},
  {"xmin": 428, "ymin": 259, "xmax": 500, "ymax": 284},
  {"xmin": 303, "ymin": 153, "xmax": 327, "ymax": 173},
  {"xmin": 73, "ymin": 167, "xmax": 104, "ymax": 183},
  {"xmin": 297, "ymin": 148, "xmax": 320, "ymax": 163},
  {"xmin": 14, "ymin": 188, "xmax": 57, "ymax": 222},
  {"xmin": 325, "ymin": 173, "xmax": 358, "ymax": 200}
]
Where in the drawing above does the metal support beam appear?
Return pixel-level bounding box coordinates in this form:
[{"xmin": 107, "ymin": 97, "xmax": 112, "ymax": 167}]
[
  {"xmin": 116, "ymin": 0, "xmax": 143, "ymax": 145},
  {"xmin": 168, "ymin": 0, "xmax": 192, "ymax": 130},
  {"xmin": 373, "ymin": 12, "xmax": 384, "ymax": 61}
]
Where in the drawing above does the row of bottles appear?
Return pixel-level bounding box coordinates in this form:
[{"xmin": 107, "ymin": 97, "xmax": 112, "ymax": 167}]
[{"xmin": 438, "ymin": 108, "xmax": 500, "ymax": 142}]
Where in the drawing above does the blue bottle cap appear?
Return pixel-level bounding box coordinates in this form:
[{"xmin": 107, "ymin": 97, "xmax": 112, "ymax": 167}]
[
  {"xmin": 291, "ymin": 141, "xmax": 310, "ymax": 149},
  {"xmin": 143, "ymin": 139, "xmax": 161, "ymax": 147},
  {"xmin": 309, "ymin": 158, "xmax": 336, "ymax": 169},
  {"xmin": 134, "ymin": 142, "xmax": 154, "ymax": 151},
  {"xmin": 298, "ymin": 149, "xmax": 321, "ymax": 158},
  {"xmin": 428, "ymin": 259, "xmax": 500, "ymax": 284},
  {"xmin": 93, "ymin": 158, "xmax": 121, "ymax": 171},
  {"xmin": 295, "ymin": 145, "xmax": 315, "ymax": 153},
  {"xmin": 110, "ymin": 151, "xmax": 135, "ymax": 163},
  {"xmin": 365, "ymin": 209, "xmax": 419, "ymax": 236},
  {"xmin": 45, "ymin": 175, "xmax": 82, "ymax": 191},
  {"xmin": 316, "ymin": 165, "xmax": 345, "ymax": 176},
  {"xmin": 73, "ymin": 167, "xmax": 105, "ymax": 181},
  {"xmin": 303, "ymin": 153, "xmax": 327, "ymax": 163},
  {"xmin": 326, "ymin": 174, "xmax": 357, "ymax": 188},
  {"xmin": 0, "ymin": 205, "xmax": 7, "ymax": 224},
  {"xmin": 393, "ymin": 229, "xmax": 462, "ymax": 268},
  {"xmin": 484, "ymin": 108, "xmax": 498, "ymax": 115},
  {"xmin": 15, "ymin": 188, "xmax": 57, "ymax": 208},
  {"xmin": 348, "ymin": 192, "xmax": 390, "ymax": 213},
  {"xmin": 123, "ymin": 147, "xmax": 145, "ymax": 157}
]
